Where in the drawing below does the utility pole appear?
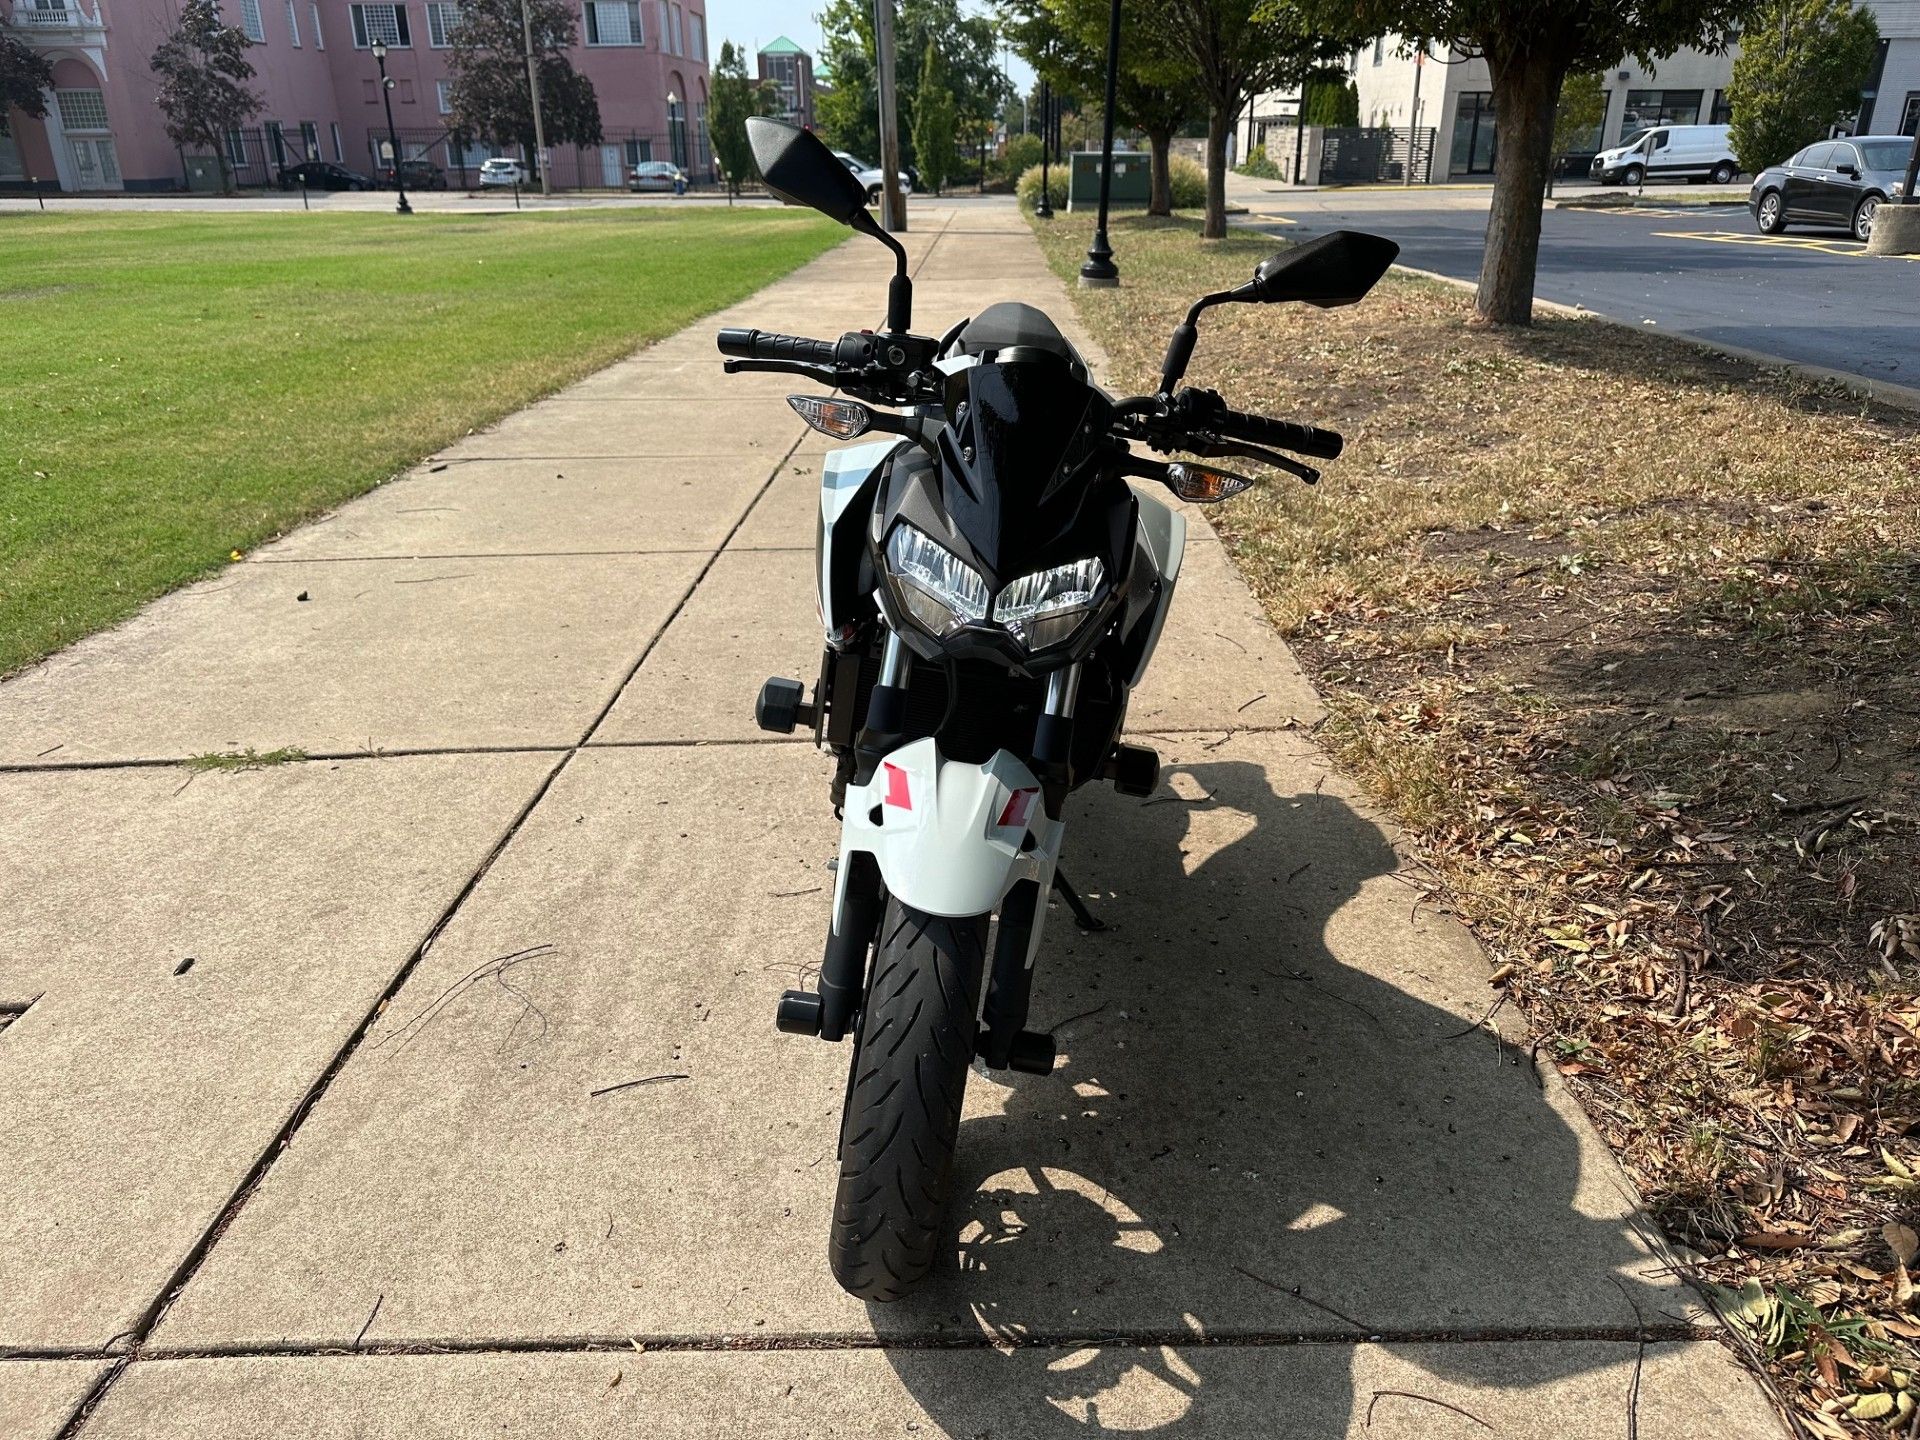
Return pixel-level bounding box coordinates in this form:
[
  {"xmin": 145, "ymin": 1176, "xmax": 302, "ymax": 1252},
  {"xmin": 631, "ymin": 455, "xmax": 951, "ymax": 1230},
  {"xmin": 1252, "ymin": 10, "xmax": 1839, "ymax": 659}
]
[
  {"xmin": 874, "ymin": 0, "xmax": 906, "ymax": 232},
  {"xmin": 1405, "ymin": 45, "xmax": 1422, "ymax": 187},
  {"xmin": 520, "ymin": 0, "xmax": 551, "ymax": 196}
]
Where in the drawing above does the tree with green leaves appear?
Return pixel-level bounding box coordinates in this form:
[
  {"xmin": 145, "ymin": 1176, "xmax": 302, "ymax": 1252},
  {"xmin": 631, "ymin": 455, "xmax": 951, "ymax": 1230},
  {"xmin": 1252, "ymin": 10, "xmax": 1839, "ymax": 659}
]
[
  {"xmin": 1152, "ymin": 0, "xmax": 1364, "ymax": 238},
  {"xmin": 1301, "ymin": 67, "xmax": 1359, "ymax": 126},
  {"xmin": 708, "ymin": 39, "xmax": 776, "ymax": 198},
  {"xmin": 149, "ymin": 0, "xmax": 262, "ymax": 193},
  {"xmin": 1303, "ymin": 2, "xmax": 1759, "ymax": 324},
  {"xmin": 1727, "ymin": 0, "xmax": 1879, "ymax": 176},
  {"xmin": 816, "ymin": 0, "xmax": 1010, "ymax": 170},
  {"xmin": 2, "ymin": 29, "xmax": 55, "ymax": 141},
  {"xmin": 446, "ymin": 0, "xmax": 601, "ymax": 170},
  {"xmin": 910, "ymin": 43, "xmax": 957, "ymax": 194},
  {"xmin": 1547, "ymin": 70, "xmax": 1606, "ymax": 194},
  {"xmin": 1001, "ymin": 0, "xmax": 1200, "ymax": 216}
]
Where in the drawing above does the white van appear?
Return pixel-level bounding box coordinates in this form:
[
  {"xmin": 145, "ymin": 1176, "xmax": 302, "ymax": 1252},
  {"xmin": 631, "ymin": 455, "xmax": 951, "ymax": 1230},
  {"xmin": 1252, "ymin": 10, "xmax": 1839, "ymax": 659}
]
[{"xmin": 1590, "ymin": 124, "xmax": 1741, "ymax": 186}]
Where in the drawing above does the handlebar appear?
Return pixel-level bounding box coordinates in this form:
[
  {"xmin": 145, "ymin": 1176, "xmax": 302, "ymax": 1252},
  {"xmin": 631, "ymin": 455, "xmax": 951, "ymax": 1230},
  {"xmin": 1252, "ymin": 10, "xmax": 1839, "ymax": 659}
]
[
  {"xmin": 716, "ymin": 327, "xmax": 840, "ymax": 367},
  {"xmin": 1213, "ymin": 409, "xmax": 1344, "ymax": 461}
]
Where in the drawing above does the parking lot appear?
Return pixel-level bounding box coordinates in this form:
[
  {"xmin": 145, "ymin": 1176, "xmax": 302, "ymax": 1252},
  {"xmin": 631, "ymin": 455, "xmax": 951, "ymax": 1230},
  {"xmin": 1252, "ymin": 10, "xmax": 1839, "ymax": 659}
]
[{"xmin": 1235, "ymin": 185, "xmax": 1920, "ymax": 395}]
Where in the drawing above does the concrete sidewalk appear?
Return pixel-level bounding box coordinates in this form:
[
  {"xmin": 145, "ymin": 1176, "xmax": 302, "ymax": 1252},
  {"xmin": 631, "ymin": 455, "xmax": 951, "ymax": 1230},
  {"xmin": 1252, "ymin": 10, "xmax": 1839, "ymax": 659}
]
[{"xmin": 0, "ymin": 201, "xmax": 1779, "ymax": 1439}]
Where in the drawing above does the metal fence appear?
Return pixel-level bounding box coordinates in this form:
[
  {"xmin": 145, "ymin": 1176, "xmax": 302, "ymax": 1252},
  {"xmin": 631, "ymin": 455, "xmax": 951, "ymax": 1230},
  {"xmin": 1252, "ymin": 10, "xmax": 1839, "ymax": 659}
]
[
  {"xmin": 367, "ymin": 127, "xmax": 721, "ymax": 191},
  {"xmin": 184, "ymin": 125, "xmax": 323, "ymax": 190},
  {"xmin": 1318, "ymin": 126, "xmax": 1437, "ymax": 186}
]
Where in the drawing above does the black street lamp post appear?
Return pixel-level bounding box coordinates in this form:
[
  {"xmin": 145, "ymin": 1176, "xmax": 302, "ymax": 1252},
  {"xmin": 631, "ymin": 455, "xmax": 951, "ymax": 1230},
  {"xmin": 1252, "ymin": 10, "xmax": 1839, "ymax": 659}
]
[
  {"xmin": 1078, "ymin": 0, "xmax": 1120, "ymax": 286},
  {"xmin": 370, "ymin": 40, "xmax": 412, "ymax": 214},
  {"xmin": 1036, "ymin": 77, "xmax": 1053, "ymax": 219}
]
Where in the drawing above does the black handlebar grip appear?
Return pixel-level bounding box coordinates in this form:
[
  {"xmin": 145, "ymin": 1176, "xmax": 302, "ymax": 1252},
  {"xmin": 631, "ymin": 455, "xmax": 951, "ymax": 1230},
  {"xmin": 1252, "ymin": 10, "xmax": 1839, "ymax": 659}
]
[
  {"xmin": 1221, "ymin": 409, "xmax": 1344, "ymax": 460},
  {"xmin": 715, "ymin": 327, "xmax": 838, "ymax": 366}
]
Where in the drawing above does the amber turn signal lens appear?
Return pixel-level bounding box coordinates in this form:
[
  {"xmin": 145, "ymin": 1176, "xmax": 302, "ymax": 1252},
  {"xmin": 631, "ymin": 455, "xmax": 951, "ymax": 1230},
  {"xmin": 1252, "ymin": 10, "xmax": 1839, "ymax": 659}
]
[
  {"xmin": 788, "ymin": 395, "xmax": 874, "ymax": 440},
  {"xmin": 1167, "ymin": 463, "xmax": 1255, "ymax": 503}
]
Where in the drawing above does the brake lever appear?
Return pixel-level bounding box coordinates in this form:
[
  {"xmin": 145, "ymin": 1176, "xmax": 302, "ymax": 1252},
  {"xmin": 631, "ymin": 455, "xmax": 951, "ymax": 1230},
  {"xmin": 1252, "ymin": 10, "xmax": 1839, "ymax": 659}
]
[{"xmin": 1180, "ymin": 434, "xmax": 1322, "ymax": 486}]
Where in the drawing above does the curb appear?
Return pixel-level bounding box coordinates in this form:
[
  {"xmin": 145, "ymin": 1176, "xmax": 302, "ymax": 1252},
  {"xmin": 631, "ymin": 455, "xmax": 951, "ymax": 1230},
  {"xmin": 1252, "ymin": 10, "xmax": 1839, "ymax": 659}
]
[{"xmin": 1388, "ymin": 263, "xmax": 1920, "ymax": 417}]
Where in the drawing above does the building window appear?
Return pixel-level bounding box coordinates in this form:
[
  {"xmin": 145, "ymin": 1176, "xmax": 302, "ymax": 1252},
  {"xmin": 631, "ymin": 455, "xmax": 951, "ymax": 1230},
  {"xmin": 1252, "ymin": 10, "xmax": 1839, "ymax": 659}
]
[
  {"xmin": 668, "ymin": 2, "xmax": 682, "ymax": 55},
  {"xmin": 436, "ymin": 78, "xmax": 453, "ymax": 112},
  {"xmin": 55, "ymin": 88, "xmax": 110, "ymax": 130},
  {"xmin": 1449, "ymin": 91, "xmax": 1496, "ymax": 175},
  {"xmin": 623, "ymin": 136, "xmax": 652, "ymax": 164},
  {"xmin": 426, "ymin": 2, "xmax": 459, "ymax": 45},
  {"xmin": 265, "ymin": 119, "xmax": 286, "ymax": 166},
  {"xmin": 311, "ymin": 2, "xmax": 324, "ymax": 46},
  {"xmin": 225, "ymin": 127, "xmax": 248, "ymax": 165},
  {"xmin": 1902, "ymin": 93, "xmax": 1920, "ymax": 138},
  {"xmin": 1622, "ymin": 88, "xmax": 1701, "ymax": 134},
  {"xmin": 1709, "ymin": 88, "xmax": 1730, "ymax": 125},
  {"xmin": 239, "ymin": 0, "xmax": 266, "ymax": 41},
  {"xmin": 300, "ymin": 119, "xmax": 318, "ymax": 155},
  {"xmin": 284, "ymin": 0, "xmax": 300, "ymax": 43},
  {"xmin": 351, "ymin": 3, "xmax": 410, "ymax": 47},
  {"xmin": 583, "ymin": 0, "xmax": 640, "ymax": 44},
  {"xmin": 330, "ymin": 120, "xmax": 343, "ymax": 159},
  {"xmin": 688, "ymin": 10, "xmax": 702, "ymax": 61},
  {"xmin": 0, "ymin": 132, "xmax": 23, "ymax": 178}
]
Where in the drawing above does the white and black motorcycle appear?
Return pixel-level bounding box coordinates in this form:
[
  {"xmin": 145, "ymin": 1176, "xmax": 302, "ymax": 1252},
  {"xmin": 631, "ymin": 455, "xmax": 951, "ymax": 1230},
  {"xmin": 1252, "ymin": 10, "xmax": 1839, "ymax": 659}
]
[{"xmin": 721, "ymin": 119, "xmax": 1398, "ymax": 1301}]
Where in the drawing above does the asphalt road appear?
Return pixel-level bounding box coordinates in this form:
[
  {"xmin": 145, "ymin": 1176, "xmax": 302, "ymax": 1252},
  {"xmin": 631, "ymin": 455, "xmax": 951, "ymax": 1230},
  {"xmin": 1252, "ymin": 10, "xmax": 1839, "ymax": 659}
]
[{"xmin": 1236, "ymin": 189, "xmax": 1920, "ymax": 394}]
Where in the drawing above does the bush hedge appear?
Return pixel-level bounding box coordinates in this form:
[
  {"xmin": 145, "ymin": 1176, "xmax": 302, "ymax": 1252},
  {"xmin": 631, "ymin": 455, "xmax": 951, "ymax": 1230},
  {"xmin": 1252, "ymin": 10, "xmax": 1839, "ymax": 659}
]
[{"xmin": 1019, "ymin": 152, "xmax": 1208, "ymax": 211}]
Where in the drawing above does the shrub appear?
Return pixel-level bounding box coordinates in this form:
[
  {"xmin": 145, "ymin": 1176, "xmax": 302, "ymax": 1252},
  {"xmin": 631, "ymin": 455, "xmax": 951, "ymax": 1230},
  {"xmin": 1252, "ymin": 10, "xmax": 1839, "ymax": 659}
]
[
  {"xmin": 1002, "ymin": 133, "xmax": 1044, "ymax": 178},
  {"xmin": 1237, "ymin": 144, "xmax": 1281, "ymax": 179},
  {"xmin": 1167, "ymin": 154, "xmax": 1206, "ymax": 208},
  {"xmin": 1016, "ymin": 162, "xmax": 1066, "ymax": 211}
]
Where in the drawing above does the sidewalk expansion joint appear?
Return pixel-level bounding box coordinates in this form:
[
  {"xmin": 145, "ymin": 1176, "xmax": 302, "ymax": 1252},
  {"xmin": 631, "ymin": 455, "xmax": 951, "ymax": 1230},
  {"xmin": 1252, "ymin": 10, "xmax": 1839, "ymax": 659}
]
[{"xmin": 14, "ymin": 1321, "xmax": 1713, "ymax": 1370}]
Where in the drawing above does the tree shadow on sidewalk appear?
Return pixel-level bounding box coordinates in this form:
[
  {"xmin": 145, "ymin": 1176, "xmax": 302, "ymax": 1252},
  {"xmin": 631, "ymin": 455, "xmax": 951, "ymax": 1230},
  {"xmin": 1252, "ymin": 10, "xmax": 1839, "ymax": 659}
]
[{"xmin": 865, "ymin": 756, "xmax": 1685, "ymax": 1436}]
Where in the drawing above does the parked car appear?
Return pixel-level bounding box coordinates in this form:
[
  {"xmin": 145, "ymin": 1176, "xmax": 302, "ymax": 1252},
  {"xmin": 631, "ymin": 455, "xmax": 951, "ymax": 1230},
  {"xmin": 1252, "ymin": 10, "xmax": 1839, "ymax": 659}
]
[
  {"xmin": 277, "ymin": 161, "xmax": 370, "ymax": 191},
  {"xmin": 383, "ymin": 158, "xmax": 448, "ymax": 190},
  {"xmin": 832, "ymin": 150, "xmax": 914, "ymax": 206},
  {"xmin": 1750, "ymin": 136, "xmax": 1913, "ymax": 242},
  {"xmin": 628, "ymin": 160, "xmax": 687, "ymax": 193},
  {"xmin": 477, "ymin": 157, "xmax": 527, "ymax": 188},
  {"xmin": 1590, "ymin": 123, "xmax": 1740, "ymax": 186}
]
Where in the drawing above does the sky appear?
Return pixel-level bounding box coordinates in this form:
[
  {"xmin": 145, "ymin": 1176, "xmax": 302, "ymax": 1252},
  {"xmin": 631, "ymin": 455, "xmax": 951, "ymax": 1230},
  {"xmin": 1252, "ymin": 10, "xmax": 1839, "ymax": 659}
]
[{"xmin": 707, "ymin": 0, "xmax": 1035, "ymax": 90}]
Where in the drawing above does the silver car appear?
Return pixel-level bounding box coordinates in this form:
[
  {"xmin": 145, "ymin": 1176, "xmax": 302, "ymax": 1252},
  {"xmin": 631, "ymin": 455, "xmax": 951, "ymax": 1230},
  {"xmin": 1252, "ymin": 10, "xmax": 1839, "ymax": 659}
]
[{"xmin": 1749, "ymin": 136, "xmax": 1914, "ymax": 241}]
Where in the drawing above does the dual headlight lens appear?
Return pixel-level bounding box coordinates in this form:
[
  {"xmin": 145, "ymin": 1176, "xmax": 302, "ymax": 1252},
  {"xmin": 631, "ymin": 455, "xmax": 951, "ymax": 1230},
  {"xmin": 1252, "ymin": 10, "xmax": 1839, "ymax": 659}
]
[{"xmin": 885, "ymin": 523, "xmax": 1105, "ymax": 652}]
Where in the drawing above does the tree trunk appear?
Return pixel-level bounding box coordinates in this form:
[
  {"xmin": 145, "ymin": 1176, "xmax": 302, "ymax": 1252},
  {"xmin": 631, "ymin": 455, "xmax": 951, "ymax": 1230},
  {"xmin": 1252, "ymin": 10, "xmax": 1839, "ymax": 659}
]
[
  {"xmin": 1203, "ymin": 105, "xmax": 1230, "ymax": 239},
  {"xmin": 1477, "ymin": 44, "xmax": 1569, "ymax": 325},
  {"xmin": 1147, "ymin": 129, "xmax": 1172, "ymax": 216}
]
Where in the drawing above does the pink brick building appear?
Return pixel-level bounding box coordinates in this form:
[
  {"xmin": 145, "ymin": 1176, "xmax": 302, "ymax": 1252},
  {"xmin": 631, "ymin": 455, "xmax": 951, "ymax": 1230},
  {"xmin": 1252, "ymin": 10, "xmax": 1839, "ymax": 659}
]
[{"xmin": 0, "ymin": 0, "xmax": 710, "ymax": 192}]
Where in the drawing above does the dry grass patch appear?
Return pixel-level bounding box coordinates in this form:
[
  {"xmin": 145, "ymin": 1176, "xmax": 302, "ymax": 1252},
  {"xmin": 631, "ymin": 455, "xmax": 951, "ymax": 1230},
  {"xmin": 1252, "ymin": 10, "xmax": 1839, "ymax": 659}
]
[{"xmin": 1035, "ymin": 212, "xmax": 1920, "ymax": 1436}]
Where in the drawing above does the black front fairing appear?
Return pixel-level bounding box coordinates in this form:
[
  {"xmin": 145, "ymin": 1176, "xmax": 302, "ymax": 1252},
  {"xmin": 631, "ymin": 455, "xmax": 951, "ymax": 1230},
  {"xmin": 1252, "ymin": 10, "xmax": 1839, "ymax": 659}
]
[{"xmin": 874, "ymin": 355, "xmax": 1135, "ymax": 673}]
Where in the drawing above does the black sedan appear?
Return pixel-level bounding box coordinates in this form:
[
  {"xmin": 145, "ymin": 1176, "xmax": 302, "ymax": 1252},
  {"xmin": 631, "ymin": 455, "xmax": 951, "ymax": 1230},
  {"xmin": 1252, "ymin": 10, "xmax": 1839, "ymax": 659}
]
[
  {"xmin": 278, "ymin": 161, "xmax": 371, "ymax": 192},
  {"xmin": 1749, "ymin": 136, "xmax": 1914, "ymax": 242}
]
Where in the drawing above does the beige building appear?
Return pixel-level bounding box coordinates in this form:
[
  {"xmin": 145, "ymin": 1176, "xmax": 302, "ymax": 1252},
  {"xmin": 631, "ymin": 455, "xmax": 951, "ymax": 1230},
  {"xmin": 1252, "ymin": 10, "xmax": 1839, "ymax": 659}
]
[{"xmin": 1239, "ymin": 5, "xmax": 1920, "ymax": 184}]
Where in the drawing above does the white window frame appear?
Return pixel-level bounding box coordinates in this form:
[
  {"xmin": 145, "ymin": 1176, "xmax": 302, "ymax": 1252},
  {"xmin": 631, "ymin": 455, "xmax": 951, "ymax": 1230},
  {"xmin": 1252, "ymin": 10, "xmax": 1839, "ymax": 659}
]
[
  {"xmin": 435, "ymin": 78, "xmax": 453, "ymax": 113},
  {"xmin": 55, "ymin": 88, "xmax": 110, "ymax": 131},
  {"xmin": 668, "ymin": 1, "xmax": 681, "ymax": 55},
  {"xmin": 284, "ymin": 0, "xmax": 300, "ymax": 43},
  {"xmin": 330, "ymin": 120, "xmax": 343, "ymax": 159},
  {"xmin": 311, "ymin": 2, "xmax": 324, "ymax": 46},
  {"xmin": 351, "ymin": 2, "xmax": 409, "ymax": 48},
  {"xmin": 426, "ymin": 2, "xmax": 459, "ymax": 46},
  {"xmin": 688, "ymin": 10, "xmax": 702, "ymax": 61},
  {"xmin": 583, "ymin": 0, "xmax": 641, "ymax": 46},
  {"xmin": 239, "ymin": 0, "xmax": 266, "ymax": 42}
]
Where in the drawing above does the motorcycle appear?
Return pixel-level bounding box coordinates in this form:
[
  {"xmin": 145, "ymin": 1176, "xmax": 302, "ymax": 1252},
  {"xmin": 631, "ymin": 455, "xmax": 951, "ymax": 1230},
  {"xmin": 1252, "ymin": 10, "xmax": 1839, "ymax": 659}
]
[{"xmin": 719, "ymin": 118, "xmax": 1399, "ymax": 1301}]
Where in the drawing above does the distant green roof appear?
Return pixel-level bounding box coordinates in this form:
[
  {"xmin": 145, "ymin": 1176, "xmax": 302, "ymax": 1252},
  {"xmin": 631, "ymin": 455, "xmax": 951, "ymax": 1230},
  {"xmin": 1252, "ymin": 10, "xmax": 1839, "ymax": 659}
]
[{"xmin": 759, "ymin": 35, "xmax": 805, "ymax": 55}]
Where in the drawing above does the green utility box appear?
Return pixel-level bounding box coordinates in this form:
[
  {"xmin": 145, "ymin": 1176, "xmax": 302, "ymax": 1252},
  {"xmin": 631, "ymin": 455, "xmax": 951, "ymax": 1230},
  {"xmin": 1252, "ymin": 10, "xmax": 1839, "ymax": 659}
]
[{"xmin": 1067, "ymin": 150, "xmax": 1150, "ymax": 210}]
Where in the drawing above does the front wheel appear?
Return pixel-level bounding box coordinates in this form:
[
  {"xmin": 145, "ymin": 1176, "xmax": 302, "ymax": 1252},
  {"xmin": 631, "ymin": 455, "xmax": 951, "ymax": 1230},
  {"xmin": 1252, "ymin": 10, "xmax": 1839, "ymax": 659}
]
[
  {"xmin": 1623, "ymin": 163, "xmax": 1645, "ymax": 188},
  {"xmin": 1756, "ymin": 190, "xmax": 1786, "ymax": 234},
  {"xmin": 1854, "ymin": 195, "xmax": 1881, "ymax": 243},
  {"xmin": 829, "ymin": 899, "xmax": 987, "ymax": 1301}
]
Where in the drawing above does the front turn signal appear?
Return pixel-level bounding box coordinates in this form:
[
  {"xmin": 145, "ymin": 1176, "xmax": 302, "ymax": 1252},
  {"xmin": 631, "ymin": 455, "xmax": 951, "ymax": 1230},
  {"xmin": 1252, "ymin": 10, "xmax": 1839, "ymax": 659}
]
[
  {"xmin": 789, "ymin": 395, "xmax": 874, "ymax": 440},
  {"xmin": 1167, "ymin": 463, "xmax": 1256, "ymax": 503}
]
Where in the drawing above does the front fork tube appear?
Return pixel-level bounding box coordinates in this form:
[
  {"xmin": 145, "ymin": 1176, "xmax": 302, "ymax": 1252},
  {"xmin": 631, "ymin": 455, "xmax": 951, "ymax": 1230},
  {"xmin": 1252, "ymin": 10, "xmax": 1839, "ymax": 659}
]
[{"xmin": 852, "ymin": 630, "xmax": 912, "ymax": 786}]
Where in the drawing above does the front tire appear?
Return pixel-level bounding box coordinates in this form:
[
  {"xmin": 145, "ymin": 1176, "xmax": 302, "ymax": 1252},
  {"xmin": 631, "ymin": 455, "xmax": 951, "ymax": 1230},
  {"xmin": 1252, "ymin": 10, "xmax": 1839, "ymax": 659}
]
[
  {"xmin": 1624, "ymin": 163, "xmax": 1645, "ymax": 188},
  {"xmin": 1854, "ymin": 195, "xmax": 1881, "ymax": 243},
  {"xmin": 1756, "ymin": 190, "xmax": 1786, "ymax": 234},
  {"xmin": 829, "ymin": 899, "xmax": 987, "ymax": 1301}
]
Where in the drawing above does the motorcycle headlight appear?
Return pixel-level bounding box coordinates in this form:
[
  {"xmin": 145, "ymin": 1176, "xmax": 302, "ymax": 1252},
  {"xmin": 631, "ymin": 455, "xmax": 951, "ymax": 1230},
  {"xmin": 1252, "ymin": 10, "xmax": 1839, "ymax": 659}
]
[
  {"xmin": 885, "ymin": 523, "xmax": 988, "ymax": 637},
  {"xmin": 993, "ymin": 557, "xmax": 1106, "ymax": 651}
]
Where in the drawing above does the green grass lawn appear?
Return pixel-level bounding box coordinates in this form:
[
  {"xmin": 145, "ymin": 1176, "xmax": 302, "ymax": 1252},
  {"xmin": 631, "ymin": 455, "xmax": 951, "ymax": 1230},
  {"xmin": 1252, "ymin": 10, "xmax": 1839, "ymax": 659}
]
[{"xmin": 0, "ymin": 207, "xmax": 842, "ymax": 675}]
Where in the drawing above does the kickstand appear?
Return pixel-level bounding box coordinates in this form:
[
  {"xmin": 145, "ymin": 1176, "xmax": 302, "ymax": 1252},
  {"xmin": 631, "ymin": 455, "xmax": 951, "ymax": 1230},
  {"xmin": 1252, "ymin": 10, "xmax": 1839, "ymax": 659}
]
[{"xmin": 1051, "ymin": 869, "xmax": 1107, "ymax": 933}]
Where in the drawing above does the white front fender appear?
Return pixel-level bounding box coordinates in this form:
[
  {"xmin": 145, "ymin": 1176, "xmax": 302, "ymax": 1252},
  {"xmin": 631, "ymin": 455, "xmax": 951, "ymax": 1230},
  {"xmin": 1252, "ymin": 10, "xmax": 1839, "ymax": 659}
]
[{"xmin": 833, "ymin": 738, "xmax": 1063, "ymax": 921}]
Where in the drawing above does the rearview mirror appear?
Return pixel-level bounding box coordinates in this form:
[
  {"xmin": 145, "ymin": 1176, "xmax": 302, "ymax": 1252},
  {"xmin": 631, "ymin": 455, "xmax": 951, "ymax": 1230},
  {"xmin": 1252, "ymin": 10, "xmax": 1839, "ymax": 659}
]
[
  {"xmin": 748, "ymin": 117, "xmax": 868, "ymax": 225},
  {"xmin": 1247, "ymin": 230, "xmax": 1401, "ymax": 309}
]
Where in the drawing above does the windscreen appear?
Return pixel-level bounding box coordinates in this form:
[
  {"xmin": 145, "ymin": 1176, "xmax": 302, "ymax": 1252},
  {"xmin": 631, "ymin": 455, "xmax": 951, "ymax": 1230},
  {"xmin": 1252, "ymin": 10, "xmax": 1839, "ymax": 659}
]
[{"xmin": 1859, "ymin": 139, "xmax": 1914, "ymax": 171}]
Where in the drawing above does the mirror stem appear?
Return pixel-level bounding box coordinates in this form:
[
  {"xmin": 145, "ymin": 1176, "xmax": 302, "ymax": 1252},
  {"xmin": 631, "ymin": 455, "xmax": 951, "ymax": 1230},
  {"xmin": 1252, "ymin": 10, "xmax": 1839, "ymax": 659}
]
[
  {"xmin": 853, "ymin": 208, "xmax": 913, "ymax": 332},
  {"xmin": 1157, "ymin": 292, "xmax": 1232, "ymax": 395}
]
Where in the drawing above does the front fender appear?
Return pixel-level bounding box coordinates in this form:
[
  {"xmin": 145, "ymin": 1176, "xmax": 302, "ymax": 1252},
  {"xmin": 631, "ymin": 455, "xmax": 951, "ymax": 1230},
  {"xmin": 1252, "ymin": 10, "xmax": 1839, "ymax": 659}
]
[{"xmin": 833, "ymin": 738, "xmax": 1062, "ymax": 920}]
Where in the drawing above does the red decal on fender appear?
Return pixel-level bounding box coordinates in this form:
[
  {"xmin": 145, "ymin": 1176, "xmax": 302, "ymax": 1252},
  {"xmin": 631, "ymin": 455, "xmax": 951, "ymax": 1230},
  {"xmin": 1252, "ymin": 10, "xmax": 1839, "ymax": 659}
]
[{"xmin": 882, "ymin": 763, "xmax": 912, "ymax": 810}]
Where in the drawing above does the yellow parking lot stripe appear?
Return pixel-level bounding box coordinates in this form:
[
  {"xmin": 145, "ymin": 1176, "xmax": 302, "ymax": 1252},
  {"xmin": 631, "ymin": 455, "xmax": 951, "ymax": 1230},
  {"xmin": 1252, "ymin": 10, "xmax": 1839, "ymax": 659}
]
[{"xmin": 1652, "ymin": 229, "xmax": 1920, "ymax": 261}]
